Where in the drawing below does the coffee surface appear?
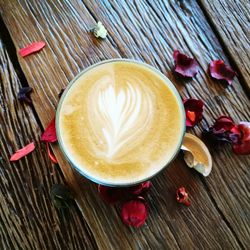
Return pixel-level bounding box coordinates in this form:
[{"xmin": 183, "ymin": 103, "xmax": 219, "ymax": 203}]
[{"xmin": 59, "ymin": 61, "xmax": 184, "ymax": 185}]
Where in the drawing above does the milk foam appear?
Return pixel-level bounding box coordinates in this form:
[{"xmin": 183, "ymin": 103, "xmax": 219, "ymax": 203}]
[{"xmin": 87, "ymin": 76, "xmax": 154, "ymax": 162}]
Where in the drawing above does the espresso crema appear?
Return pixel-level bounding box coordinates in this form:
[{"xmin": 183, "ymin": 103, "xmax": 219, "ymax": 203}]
[{"xmin": 58, "ymin": 61, "xmax": 184, "ymax": 185}]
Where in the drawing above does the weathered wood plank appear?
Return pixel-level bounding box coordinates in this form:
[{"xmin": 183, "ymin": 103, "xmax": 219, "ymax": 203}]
[
  {"xmin": 0, "ymin": 0, "xmax": 249, "ymax": 248},
  {"xmin": 0, "ymin": 37, "xmax": 96, "ymax": 249},
  {"xmin": 199, "ymin": 0, "xmax": 250, "ymax": 92}
]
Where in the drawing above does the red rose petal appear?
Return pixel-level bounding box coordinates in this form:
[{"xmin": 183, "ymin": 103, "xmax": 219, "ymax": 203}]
[
  {"xmin": 183, "ymin": 99, "xmax": 204, "ymax": 127},
  {"xmin": 98, "ymin": 185, "xmax": 123, "ymax": 204},
  {"xmin": 209, "ymin": 60, "xmax": 236, "ymax": 85},
  {"xmin": 129, "ymin": 181, "xmax": 152, "ymax": 196},
  {"xmin": 19, "ymin": 41, "xmax": 46, "ymax": 57},
  {"xmin": 233, "ymin": 122, "xmax": 250, "ymax": 155},
  {"xmin": 121, "ymin": 198, "xmax": 148, "ymax": 227},
  {"xmin": 173, "ymin": 50, "xmax": 199, "ymax": 77},
  {"xmin": 206, "ymin": 116, "xmax": 241, "ymax": 143},
  {"xmin": 10, "ymin": 142, "xmax": 35, "ymax": 161},
  {"xmin": 212, "ymin": 115, "xmax": 235, "ymax": 133},
  {"xmin": 176, "ymin": 187, "xmax": 191, "ymax": 206},
  {"xmin": 46, "ymin": 143, "xmax": 58, "ymax": 164},
  {"xmin": 41, "ymin": 118, "xmax": 57, "ymax": 143}
]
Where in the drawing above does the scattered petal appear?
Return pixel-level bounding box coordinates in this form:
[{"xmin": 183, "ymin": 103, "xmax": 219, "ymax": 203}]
[
  {"xmin": 10, "ymin": 142, "xmax": 35, "ymax": 161},
  {"xmin": 121, "ymin": 197, "xmax": 148, "ymax": 227},
  {"xmin": 173, "ymin": 50, "xmax": 199, "ymax": 77},
  {"xmin": 183, "ymin": 99, "xmax": 204, "ymax": 127},
  {"xmin": 209, "ymin": 60, "xmax": 236, "ymax": 85},
  {"xmin": 176, "ymin": 187, "xmax": 191, "ymax": 206},
  {"xmin": 233, "ymin": 122, "xmax": 250, "ymax": 155},
  {"xmin": 19, "ymin": 41, "xmax": 46, "ymax": 57},
  {"xmin": 18, "ymin": 87, "xmax": 33, "ymax": 104},
  {"xmin": 91, "ymin": 21, "xmax": 108, "ymax": 39},
  {"xmin": 181, "ymin": 133, "xmax": 212, "ymax": 177},
  {"xmin": 129, "ymin": 181, "xmax": 152, "ymax": 195},
  {"xmin": 206, "ymin": 116, "xmax": 240, "ymax": 143},
  {"xmin": 46, "ymin": 143, "xmax": 58, "ymax": 164},
  {"xmin": 98, "ymin": 185, "xmax": 123, "ymax": 204},
  {"xmin": 41, "ymin": 118, "xmax": 57, "ymax": 143}
]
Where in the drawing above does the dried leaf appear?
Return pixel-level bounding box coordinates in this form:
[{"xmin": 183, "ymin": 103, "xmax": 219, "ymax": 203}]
[
  {"xmin": 18, "ymin": 87, "xmax": 33, "ymax": 104},
  {"xmin": 51, "ymin": 184, "xmax": 73, "ymax": 209},
  {"xmin": 10, "ymin": 142, "xmax": 35, "ymax": 161},
  {"xmin": 19, "ymin": 41, "xmax": 46, "ymax": 57}
]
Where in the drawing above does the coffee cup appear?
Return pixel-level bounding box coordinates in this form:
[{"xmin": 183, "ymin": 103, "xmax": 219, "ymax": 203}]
[{"xmin": 56, "ymin": 59, "xmax": 185, "ymax": 186}]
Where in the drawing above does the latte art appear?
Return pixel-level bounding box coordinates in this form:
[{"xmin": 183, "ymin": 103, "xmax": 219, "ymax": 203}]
[
  {"xmin": 58, "ymin": 61, "xmax": 184, "ymax": 185},
  {"xmin": 87, "ymin": 77, "xmax": 154, "ymax": 161}
]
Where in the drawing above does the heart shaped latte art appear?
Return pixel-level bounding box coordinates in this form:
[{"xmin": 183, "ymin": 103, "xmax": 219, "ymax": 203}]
[{"xmin": 87, "ymin": 75, "xmax": 154, "ymax": 162}]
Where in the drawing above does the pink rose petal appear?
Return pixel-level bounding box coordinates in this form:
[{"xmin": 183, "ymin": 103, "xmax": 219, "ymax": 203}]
[
  {"xmin": 10, "ymin": 142, "xmax": 35, "ymax": 161},
  {"xmin": 173, "ymin": 50, "xmax": 199, "ymax": 77},
  {"xmin": 19, "ymin": 41, "xmax": 46, "ymax": 57},
  {"xmin": 209, "ymin": 60, "xmax": 236, "ymax": 85}
]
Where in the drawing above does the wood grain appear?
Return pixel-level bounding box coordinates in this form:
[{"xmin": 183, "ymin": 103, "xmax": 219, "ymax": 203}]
[
  {"xmin": 199, "ymin": 0, "xmax": 250, "ymax": 93},
  {"xmin": 0, "ymin": 37, "xmax": 96, "ymax": 249},
  {"xmin": 0, "ymin": 0, "xmax": 249, "ymax": 249}
]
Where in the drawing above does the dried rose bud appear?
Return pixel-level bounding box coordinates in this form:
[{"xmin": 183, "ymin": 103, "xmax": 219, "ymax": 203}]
[
  {"xmin": 121, "ymin": 197, "xmax": 148, "ymax": 227},
  {"xmin": 176, "ymin": 187, "xmax": 191, "ymax": 206}
]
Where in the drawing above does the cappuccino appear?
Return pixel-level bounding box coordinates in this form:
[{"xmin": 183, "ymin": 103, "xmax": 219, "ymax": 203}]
[{"xmin": 57, "ymin": 60, "xmax": 185, "ymax": 185}]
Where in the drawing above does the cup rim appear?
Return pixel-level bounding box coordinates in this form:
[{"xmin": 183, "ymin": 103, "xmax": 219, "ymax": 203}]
[{"xmin": 56, "ymin": 58, "xmax": 186, "ymax": 187}]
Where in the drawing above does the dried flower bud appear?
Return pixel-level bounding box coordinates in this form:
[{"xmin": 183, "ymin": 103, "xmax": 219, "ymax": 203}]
[{"xmin": 91, "ymin": 21, "xmax": 108, "ymax": 39}]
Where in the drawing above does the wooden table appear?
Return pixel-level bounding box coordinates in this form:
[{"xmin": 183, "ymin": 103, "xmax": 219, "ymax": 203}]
[{"xmin": 0, "ymin": 1, "xmax": 249, "ymax": 249}]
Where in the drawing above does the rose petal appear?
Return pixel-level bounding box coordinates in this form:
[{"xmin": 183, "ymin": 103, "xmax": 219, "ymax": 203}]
[
  {"xmin": 129, "ymin": 181, "xmax": 152, "ymax": 196},
  {"xmin": 176, "ymin": 187, "xmax": 190, "ymax": 206},
  {"xmin": 233, "ymin": 122, "xmax": 250, "ymax": 155},
  {"xmin": 19, "ymin": 41, "xmax": 46, "ymax": 57},
  {"xmin": 212, "ymin": 115, "xmax": 235, "ymax": 133},
  {"xmin": 46, "ymin": 143, "xmax": 58, "ymax": 164},
  {"xmin": 18, "ymin": 87, "xmax": 33, "ymax": 104},
  {"xmin": 121, "ymin": 198, "xmax": 148, "ymax": 227},
  {"xmin": 209, "ymin": 60, "xmax": 236, "ymax": 85},
  {"xmin": 41, "ymin": 118, "xmax": 57, "ymax": 143},
  {"xmin": 98, "ymin": 185, "xmax": 123, "ymax": 204},
  {"xmin": 206, "ymin": 116, "xmax": 240, "ymax": 143},
  {"xmin": 173, "ymin": 50, "xmax": 199, "ymax": 77},
  {"xmin": 10, "ymin": 142, "xmax": 35, "ymax": 161},
  {"xmin": 183, "ymin": 99, "xmax": 204, "ymax": 127}
]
